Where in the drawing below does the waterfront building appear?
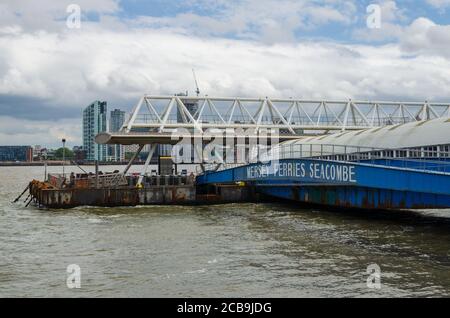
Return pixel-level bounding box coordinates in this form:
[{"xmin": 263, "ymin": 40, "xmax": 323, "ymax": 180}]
[
  {"xmin": 109, "ymin": 109, "xmax": 126, "ymax": 162},
  {"xmin": 33, "ymin": 145, "xmax": 42, "ymax": 160},
  {"xmin": 32, "ymin": 145, "xmax": 49, "ymax": 161},
  {"xmin": 0, "ymin": 146, "xmax": 33, "ymax": 162},
  {"xmin": 83, "ymin": 101, "xmax": 108, "ymax": 161},
  {"xmin": 46, "ymin": 149, "xmax": 56, "ymax": 160},
  {"xmin": 73, "ymin": 146, "xmax": 86, "ymax": 161}
]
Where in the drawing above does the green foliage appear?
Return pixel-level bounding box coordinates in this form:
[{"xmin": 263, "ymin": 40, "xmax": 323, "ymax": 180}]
[{"xmin": 54, "ymin": 147, "xmax": 74, "ymax": 160}]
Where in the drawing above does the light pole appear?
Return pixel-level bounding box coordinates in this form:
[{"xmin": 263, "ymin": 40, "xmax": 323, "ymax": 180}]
[{"xmin": 62, "ymin": 138, "xmax": 66, "ymax": 176}]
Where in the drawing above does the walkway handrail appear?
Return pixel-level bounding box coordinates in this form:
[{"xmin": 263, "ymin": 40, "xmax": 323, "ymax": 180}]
[
  {"xmin": 276, "ymin": 143, "xmax": 450, "ymax": 161},
  {"xmin": 202, "ymin": 143, "xmax": 450, "ymax": 173}
]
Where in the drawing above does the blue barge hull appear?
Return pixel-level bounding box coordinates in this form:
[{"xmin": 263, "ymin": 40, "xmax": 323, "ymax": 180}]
[{"xmin": 197, "ymin": 159, "xmax": 450, "ymax": 210}]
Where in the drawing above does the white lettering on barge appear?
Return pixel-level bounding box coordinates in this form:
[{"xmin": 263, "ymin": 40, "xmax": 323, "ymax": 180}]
[{"xmin": 246, "ymin": 162, "xmax": 357, "ymax": 183}]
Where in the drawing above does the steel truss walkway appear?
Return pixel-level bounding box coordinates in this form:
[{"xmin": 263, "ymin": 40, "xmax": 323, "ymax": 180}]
[
  {"xmin": 124, "ymin": 96, "xmax": 450, "ymax": 133},
  {"xmin": 196, "ymin": 157, "xmax": 450, "ymax": 210}
]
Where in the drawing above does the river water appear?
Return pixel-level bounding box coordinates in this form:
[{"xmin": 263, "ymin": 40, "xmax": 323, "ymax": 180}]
[{"xmin": 1, "ymin": 166, "xmax": 450, "ymax": 298}]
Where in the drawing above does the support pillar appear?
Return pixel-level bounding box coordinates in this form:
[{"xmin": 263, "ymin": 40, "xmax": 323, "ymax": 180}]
[
  {"xmin": 123, "ymin": 144, "xmax": 145, "ymax": 175},
  {"xmin": 138, "ymin": 144, "xmax": 158, "ymax": 186}
]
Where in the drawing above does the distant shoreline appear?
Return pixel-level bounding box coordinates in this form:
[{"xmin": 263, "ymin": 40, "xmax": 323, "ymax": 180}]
[
  {"xmin": 0, "ymin": 161, "xmax": 198, "ymax": 167},
  {"xmin": 0, "ymin": 161, "xmax": 147, "ymax": 167}
]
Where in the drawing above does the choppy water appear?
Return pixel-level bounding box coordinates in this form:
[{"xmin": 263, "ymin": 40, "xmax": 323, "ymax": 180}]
[{"xmin": 1, "ymin": 166, "xmax": 450, "ymax": 297}]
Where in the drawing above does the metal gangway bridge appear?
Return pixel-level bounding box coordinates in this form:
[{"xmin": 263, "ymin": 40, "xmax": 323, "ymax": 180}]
[
  {"xmin": 96, "ymin": 96, "xmax": 450, "ymax": 210},
  {"xmin": 120, "ymin": 96, "xmax": 450, "ymax": 133}
]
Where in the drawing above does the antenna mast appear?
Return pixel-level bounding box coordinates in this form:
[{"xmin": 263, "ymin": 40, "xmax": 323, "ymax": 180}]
[{"xmin": 192, "ymin": 69, "xmax": 201, "ymax": 97}]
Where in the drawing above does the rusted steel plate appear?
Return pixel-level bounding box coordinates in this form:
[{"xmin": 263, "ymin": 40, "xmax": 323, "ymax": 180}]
[
  {"xmin": 30, "ymin": 184, "xmax": 199, "ymax": 208},
  {"xmin": 259, "ymin": 185, "xmax": 450, "ymax": 210}
]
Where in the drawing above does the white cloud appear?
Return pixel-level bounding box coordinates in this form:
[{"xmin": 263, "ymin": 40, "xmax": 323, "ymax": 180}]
[
  {"xmin": 1, "ymin": 26, "xmax": 450, "ymax": 105},
  {"xmin": 426, "ymin": 0, "xmax": 450, "ymax": 9},
  {"xmin": 400, "ymin": 18, "xmax": 450, "ymax": 57},
  {"xmin": 353, "ymin": 1, "xmax": 450, "ymax": 60},
  {"xmin": 378, "ymin": 0, "xmax": 407, "ymax": 22},
  {"xmin": 133, "ymin": 0, "xmax": 358, "ymax": 43}
]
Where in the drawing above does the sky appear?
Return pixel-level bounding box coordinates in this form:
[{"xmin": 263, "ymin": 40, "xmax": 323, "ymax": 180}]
[{"xmin": 0, "ymin": 0, "xmax": 449, "ymax": 147}]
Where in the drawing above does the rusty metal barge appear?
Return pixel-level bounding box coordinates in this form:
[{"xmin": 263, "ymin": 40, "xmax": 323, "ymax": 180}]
[{"xmin": 24, "ymin": 172, "xmax": 256, "ymax": 209}]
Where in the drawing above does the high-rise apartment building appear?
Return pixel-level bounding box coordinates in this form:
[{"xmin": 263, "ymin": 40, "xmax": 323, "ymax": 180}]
[{"xmin": 83, "ymin": 101, "xmax": 108, "ymax": 161}]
